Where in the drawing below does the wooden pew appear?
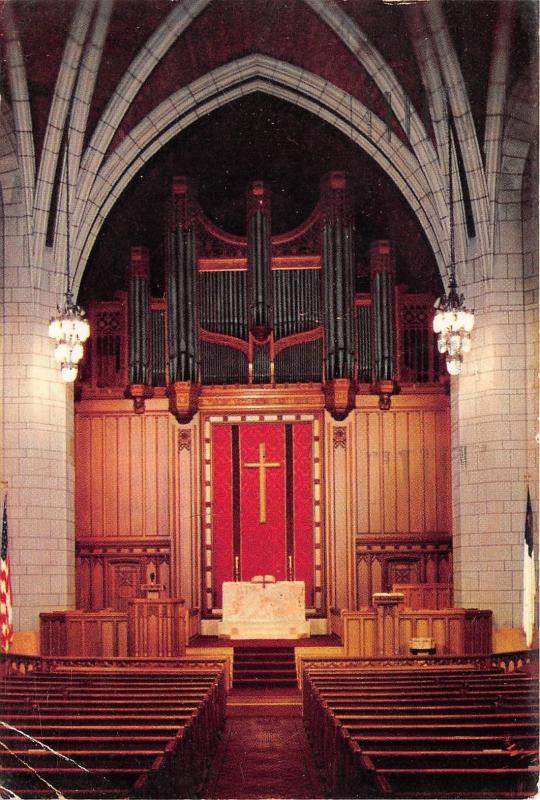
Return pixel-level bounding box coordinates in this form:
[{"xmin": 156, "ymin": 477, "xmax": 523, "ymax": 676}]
[
  {"xmin": 302, "ymin": 665, "xmax": 539, "ymax": 798},
  {"xmin": 0, "ymin": 666, "xmax": 226, "ymax": 799}
]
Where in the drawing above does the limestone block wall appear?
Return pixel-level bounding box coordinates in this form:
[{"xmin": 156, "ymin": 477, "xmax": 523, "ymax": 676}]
[
  {"xmin": 1, "ymin": 217, "xmax": 75, "ymax": 635},
  {"xmin": 452, "ymin": 201, "xmax": 537, "ymax": 642},
  {"xmin": 522, "ymin": 149, "xmax": 538, "ymax": 551}
]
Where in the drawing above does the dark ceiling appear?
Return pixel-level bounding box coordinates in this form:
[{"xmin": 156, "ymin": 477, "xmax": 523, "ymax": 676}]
[
  {"xmin": 6, "ymin": 0, "xmax": 535, "ymax": 307},
  {"xmin": 80, "ymin": 92, "xmax": 441, "ymax": 304}
]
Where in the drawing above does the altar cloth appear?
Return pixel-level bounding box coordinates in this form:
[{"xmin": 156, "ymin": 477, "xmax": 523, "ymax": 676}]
[{"xmin": 218, "ymin": 580, "xmax": 310, "ymax": 639}]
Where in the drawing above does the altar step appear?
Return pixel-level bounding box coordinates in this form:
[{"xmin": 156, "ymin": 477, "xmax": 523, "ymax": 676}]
[{"xmin": 232, "ymin": 646, "xmax": 297, "ymax": 688}]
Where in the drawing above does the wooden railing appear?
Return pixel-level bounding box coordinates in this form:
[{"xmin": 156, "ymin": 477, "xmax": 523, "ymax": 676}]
[
  {"xmin": 491, "ymin": 649, "xmax": 539, "ymax": 674},
  {"xmin": 1, "ymin": 654, "xmax": 233, "ymax": 689},
  {"xmin": 40, "ymin": 602, "xmax": 197, "ymax": 659}
]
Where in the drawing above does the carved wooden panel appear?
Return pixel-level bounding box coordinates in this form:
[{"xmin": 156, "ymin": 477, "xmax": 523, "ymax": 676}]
[
  {"xmin": 40, "ymin": 611, "xmax": 128, "ymax": 657},
  {"xmin": 110, "ymin": 562, "xmax": 140, "ymax": 612},
  {"xmin": 76, "ymin": 539, "xmax": 171, "ymax": 612},
  {"xmin": 128, "ymin": 600, "xmax": 186, "ymax": 657},
  {"xmin": 341, "ymin": 606, "xmax": 492, "ymax": 657},
  {"xmin": 387, "ymin": 560, "xmax": 419, "ymax": 586},
  {"xmin": 392, "ymin": 583, "xmax": 453, "ymax": 609},
  {"xmin": 76, "ymin": 410, "xmax": 171, "ymax": 537},
  {"xmin": 354, "ymin": 402, "xmax": 451, "ymax": 535},
  {"xmin": 355, "ymin": 535, "xmax": 452, "ymax": 609}
]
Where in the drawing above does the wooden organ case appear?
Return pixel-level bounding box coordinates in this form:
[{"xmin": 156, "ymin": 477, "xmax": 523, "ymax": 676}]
[{"xmin": 72, "ymin": 172, "xmax": 453, "ymax": 651}]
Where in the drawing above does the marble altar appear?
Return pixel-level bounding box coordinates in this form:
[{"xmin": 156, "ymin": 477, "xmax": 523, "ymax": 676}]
[{"xmin": 218, "ymin": 580, "xmax": 310, "ymax": 639}]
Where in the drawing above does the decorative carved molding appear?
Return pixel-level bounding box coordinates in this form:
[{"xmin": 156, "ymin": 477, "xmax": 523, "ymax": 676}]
[
  {"xmin": 178, "ymin": 430, "xmax": 192, "ymax": 451},
  {"xmin": 126, "ymin": 383, "xmax": 153, "ymax": 413},
  {"xmin": 168, "ymin": 380, "xmax": 200, "ymax": 423},
  {"xmin": 76, "ymin": 538, "xmax": 171, "ymax": 556},
  {"xmin": 199, "ymin": 384, "xmax": 324, "ymax": 411},
  {"xmin": 324, "ymin": 378, "xmax": 357, "ymax": 421},
  {"xmin": 356, "ymin": 532, "xmax": 452, "ymax": 547},
  {"xmin": 373, "ymin": 379, "xmax": 397, "ymax": 411},
  {"xmin": 333, "ymin": 427, "xmax": 347, "ymax": 449}
]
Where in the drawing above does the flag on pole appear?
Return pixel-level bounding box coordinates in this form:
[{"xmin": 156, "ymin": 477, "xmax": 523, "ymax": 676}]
[
  {"xmin": 0, "ymin": 495, "xmax": 13, "ymax": 653},
  {"xmin": 523, "ymin": 487, "xmax": 536, "ymax": 648}
]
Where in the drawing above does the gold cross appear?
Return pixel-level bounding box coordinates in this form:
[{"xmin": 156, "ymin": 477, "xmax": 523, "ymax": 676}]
[{"xmin": 244, "ymin": 442, "xmax": 280, "ymax": 523}]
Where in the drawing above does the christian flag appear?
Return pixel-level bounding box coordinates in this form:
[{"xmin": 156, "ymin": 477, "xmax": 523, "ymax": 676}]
[
  {"xmin": 0, "ymin": 496, "xmax": 13, "ymax": 653},
  {"xmin": 523, "ymin": 488, "xmax": 536, "ymax": 648}
]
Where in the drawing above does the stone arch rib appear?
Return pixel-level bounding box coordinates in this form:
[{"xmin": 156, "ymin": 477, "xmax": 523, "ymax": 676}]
[
  {"xmin": 72, "ymin": 57, "xmax": 449, "ymax": 296},
  {"xmin": 75, "ymin": 0, "xmax": 211, "ymax": 236}
]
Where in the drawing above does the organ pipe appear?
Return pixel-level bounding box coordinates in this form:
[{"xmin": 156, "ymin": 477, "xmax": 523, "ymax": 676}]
[
  {"xmin": 166, "ymin": 177, "xmax": 198, "ymax": 383},
  {"xmin": 356, "ymin": 303, "xmax": 372, "ymax": 383},
  {"xmin": 127, "ymin": 247, "xmax": 150, "ymax": 386},
  {"xmin": 370, "ymin": 240, "xmax": 396, "ymax": 382},
  {"xmin": 200, "ymin": 272, "xmax": 247, "ymax": 340},
  {"xmin": 151, "ymin": 309, "xmax": 166, "ymax": 386},
  {"xmin": 247, "ymin": 181, "xmax": 272, "ymax": 339},
  {"xmin": 321, "ymin": 172, "xmax": 355, "ymax": 381}
]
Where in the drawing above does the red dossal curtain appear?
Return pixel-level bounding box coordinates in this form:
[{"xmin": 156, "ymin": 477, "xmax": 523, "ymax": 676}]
[
  {"xmin": 211, "ymin": 424, "xmax": 234, "ymax": 607},
  {"xmin": 239, "ymin": 423, "xmax": 287, "ymax": 582},
  {"xmin": 210, "ymin": 421, "xmax": 314, "ymax": 610}
]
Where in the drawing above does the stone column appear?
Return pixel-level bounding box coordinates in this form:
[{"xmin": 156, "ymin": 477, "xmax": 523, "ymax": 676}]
[
  {"xmin": 451, "ymin": 218, "xmax": 534, "ymax": 650},
  {"xmin": 1, "ymin": 238, "xmax": 75, "ymax": 638}
]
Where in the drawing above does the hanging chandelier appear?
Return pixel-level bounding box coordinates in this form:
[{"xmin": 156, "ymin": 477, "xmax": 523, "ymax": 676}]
[
  {"xmin": 49, "ymin": 292, "xmax": 90, "ymax": 382},
  {"xmin": 433, "ymin": 99, "xmax": 474, "ymax": 375},
  {"xmin": 48, "ymin": 113, "xmax": 90, "ymax": 382}
]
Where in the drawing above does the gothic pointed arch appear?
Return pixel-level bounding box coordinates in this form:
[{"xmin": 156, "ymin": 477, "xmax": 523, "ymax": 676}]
[{"xmin": 72, "ymin": 55, "xmax": 450, "ymax": 297}]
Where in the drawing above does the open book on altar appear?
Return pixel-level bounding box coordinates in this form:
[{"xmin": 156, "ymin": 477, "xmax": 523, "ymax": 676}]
[{"xmin": 251, "ymin": 575, "xmax": 276, "ymax": 585}]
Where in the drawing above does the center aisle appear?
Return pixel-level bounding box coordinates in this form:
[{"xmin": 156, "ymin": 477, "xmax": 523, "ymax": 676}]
[{"xmin": 201, "ymin": 689, "xmax": 325, "ymax": 799}]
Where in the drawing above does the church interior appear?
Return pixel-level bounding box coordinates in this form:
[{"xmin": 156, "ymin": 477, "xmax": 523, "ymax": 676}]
[{"xmin": 0, "ymin": 0, "xmax": 538, "ymax": 797}]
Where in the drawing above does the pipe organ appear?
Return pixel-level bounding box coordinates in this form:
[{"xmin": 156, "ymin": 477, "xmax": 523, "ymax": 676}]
[
  {"xmin": 74, "ymin": 172, "xmax": 452, "ymax": 628},
  {"xmin": 78, "ymin": 171, "xmax": 446, "ymax": 417}
]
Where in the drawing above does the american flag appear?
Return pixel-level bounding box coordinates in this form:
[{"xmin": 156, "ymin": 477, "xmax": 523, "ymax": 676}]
[{"xmin": 0, "ymin": 495, "xmax": 13, "ymax": 653}]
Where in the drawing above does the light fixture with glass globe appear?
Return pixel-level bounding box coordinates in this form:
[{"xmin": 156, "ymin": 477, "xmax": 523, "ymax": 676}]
[
  {"xmin": 48, "ymin": 113, "xmax": 90, "ymax": 382},
  {"xmin": 49, "ymin": 291, "xmax": 90, "ymax": 382},
  {"xmin": 433, "ymin": 99, "xmax": 474, "ymax": 376}
]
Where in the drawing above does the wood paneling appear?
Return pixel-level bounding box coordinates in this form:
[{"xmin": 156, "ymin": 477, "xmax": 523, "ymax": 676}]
[
  {"xmin": 356, "ymin": 534, "xmax": 452, "ymax": 608},
  {"xmin": 76, "ymin": 539, "xmax": 171, "ymax": 612},
  {"xmin": 341, "ymin": 606, "xmax": 492, "ymax": 657},
  {"xmin": 354, "ymin": 400, "xmax": 451, "ymax": 535},
  {"xmin": 40, "ymin": 604, "xmax": 190, "ymax": 658},
  {"xmin": 392, "ymin": 583, "xmax": 453, "ymax": 609},
  {"xmin": 76, "ymin": 411, "xmax": 172, "ymax": 537},
  {"xmin": 128, "ymin": 600, "xmax": 186, "ymax": 657},
  {"xmin": 40, "ymin": 611, "xmax": 128, "ymax": 657}
]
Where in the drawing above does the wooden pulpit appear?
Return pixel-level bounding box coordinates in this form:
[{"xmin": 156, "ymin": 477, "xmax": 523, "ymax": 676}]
[
  {"xmin": 372, "ymin": 592, "xmax": 405, "ymax": 657},
  {"xmin": 128, "ymin": 599, "xmax": 187, "ymax": 657}
]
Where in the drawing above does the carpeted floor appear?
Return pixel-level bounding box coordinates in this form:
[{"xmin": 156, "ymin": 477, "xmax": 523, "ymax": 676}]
[{"xmin": 201, "ymin": 691, "xmax": 325, "ymax": 799}]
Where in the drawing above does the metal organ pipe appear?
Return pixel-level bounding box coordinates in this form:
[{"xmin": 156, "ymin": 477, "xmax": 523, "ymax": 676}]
[
  {"xmin": 151, "ymin": 310, "xmax": 166, "ymax": 386},
  {"xmin": 166, "ymin": 177, "xmax": 198, "ymax": 383},
  {"xmin": 370, "ymin": 240, "xmax": 396, "ymax": 382},
  {"xmin": 247, "ymin": 181, "xmax": 272, "ymax": 338},
  {"xmin": 321, "ymin": 172, "xmax": 355, "ymax": 382},
  {"xmin": 127, "ymin": 247, "xmax": 150, "ymax": 386}
]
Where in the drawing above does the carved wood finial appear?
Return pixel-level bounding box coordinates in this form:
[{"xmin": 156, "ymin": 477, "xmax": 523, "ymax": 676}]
[{"xmin": 168, "ymin": 381, "xmax": 200, "ymax": 424}]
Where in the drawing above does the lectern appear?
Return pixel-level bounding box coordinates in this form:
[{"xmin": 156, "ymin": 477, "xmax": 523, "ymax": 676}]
[{"xmin": 128, "ymin": 599, "xmax": 187, "ymax": 657}]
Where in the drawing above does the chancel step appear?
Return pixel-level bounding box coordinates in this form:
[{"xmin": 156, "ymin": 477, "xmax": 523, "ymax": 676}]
[{"xmin": 232, "ymin": 646, "xmax": 297, "ymax": 688}]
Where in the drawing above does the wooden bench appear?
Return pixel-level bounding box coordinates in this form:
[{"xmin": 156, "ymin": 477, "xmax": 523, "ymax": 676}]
[
  {"xmin": 303, "ymin": 664, "xmax": 539, "ymax": 798},
  {"xmin": 0, "ymin": 666, "xmax": 226, "ymax": 798}
]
